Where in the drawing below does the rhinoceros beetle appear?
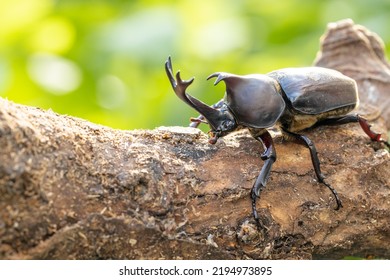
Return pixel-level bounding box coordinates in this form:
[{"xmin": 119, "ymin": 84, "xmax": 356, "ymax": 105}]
[{"xmin": 165, "ymin": 56, "xmax": 388, "ymax": 225}]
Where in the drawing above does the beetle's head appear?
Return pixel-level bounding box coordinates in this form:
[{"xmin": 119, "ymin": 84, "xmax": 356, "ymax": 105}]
[
  {"xmin": 165, "ymin": 57, "xmax": 239, "ymax": 144},
  {"xmin": 182, "ymin": 94, "xmax": 237, "ymax": 144},
  {"xmin": 205, "ymin": 103, "xmax": 237, "ymax": 144}
]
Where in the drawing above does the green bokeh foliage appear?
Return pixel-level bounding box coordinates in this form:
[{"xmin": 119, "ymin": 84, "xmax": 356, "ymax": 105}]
[{"xmin": 0, "ymin": 0, "xmax": 389, "ymax": 130}]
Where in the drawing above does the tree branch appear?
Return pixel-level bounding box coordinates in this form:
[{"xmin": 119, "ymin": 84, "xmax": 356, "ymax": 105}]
[{"xmin": 1, "ymin": 19, "xmax": 389, "ymax": 260}]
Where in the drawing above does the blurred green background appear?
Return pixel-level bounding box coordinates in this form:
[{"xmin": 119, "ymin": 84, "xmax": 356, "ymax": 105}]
[{"xmin": 0, "ymin": 0, "xmax": 389, "ymax": 130}]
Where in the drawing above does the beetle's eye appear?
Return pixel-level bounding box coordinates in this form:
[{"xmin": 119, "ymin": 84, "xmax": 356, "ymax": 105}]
[
  {"xmin": 222, "ymin": 122, "xmax": 229, "ymax": 129},
  {"xmin": 222, "ymin": 120, "xmax": 234, "ymax": 131}
]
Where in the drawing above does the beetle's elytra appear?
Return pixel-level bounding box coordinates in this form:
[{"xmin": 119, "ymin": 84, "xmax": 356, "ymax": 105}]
[{"xmin": 165, "ymin": 56, "xmax": 388, "ymax": 225}]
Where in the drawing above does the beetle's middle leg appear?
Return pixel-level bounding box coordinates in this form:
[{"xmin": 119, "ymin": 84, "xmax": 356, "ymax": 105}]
[
  {"xmin": 249, "ymin": 129, "xmax": 277, "ymax": 224},
  {"xmin": 189, "ymin": 99, "xmax": 224, "ymax": 127},
  {"xmin": 282, "ymin": 129, "xmax": 343, "ymax": 210}
]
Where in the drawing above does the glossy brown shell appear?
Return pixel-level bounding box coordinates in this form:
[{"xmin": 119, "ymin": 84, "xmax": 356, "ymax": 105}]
[{"xmin": 267, "ymin": 67, "xmax": 358, "ymax": 115}]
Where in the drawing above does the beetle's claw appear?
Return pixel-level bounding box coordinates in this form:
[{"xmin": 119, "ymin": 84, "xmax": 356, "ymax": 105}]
[
  {"xmin": 208, "ymin": 131, "xmax": 219, "ymax": 144},
  {"xmin": 335, "ymin": 200, "xmax": 343, "ymax": 211},
  {"xmin": 322, "ymin": 180, "xmax": 343, "ymax": 211}
]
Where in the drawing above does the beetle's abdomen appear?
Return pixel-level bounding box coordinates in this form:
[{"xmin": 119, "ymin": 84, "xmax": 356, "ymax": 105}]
[{"xmin": 268, "ymin": 67, "xmax": 358, "ymax": 115}]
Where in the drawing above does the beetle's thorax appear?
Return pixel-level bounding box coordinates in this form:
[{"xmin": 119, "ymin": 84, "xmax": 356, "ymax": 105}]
[{"xmin": 214, "ymin": 73, "xmax": 286, "ymax": 129}]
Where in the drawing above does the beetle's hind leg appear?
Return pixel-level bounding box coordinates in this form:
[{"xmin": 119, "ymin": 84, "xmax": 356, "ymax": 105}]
[
  {"xmin": 315, "ymin": 114, "xmax": 389, "ymax": 148},
  {"xmin": 189, "ymin": 99, "xmax": 224, "ymax": 127},
  {"xmin": 282, "ymin": 130, "xmax": 343, "ymax": 210}
]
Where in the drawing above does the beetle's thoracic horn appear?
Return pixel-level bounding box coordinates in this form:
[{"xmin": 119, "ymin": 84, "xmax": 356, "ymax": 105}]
[
  {"xmin": 207, "ymin": 72, "xmax": 230, "ymax": 85},
  {"xmin": 165, "ymin": 57, "xmax": 225, "ymax": 131},
  {"xmin": 207, "ymin": 72, "xmax": 286, "ymax": 128}
]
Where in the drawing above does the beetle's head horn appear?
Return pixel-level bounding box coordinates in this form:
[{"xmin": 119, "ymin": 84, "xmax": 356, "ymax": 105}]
[
  {"xmin": 179, "ymin": 89, "xmax": 237, "ymax": 144},
  {"xmin": 165, "ymin": 57, "xmax": 237, "ymax": 144}
]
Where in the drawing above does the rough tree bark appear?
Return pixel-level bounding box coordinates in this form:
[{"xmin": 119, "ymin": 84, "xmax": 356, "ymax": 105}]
[{"xmin": 0, "ymin": 19, "xmax": 389, "ymax": 260}]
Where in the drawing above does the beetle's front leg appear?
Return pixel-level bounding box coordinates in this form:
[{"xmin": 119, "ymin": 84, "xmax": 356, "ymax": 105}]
[
  {"xmin": 283, "ymin": 130, "xmax": 343, "ymax": 210},
  {"xmin": 189, "ymin": 99, "xmax": 224, "ymax": 127},
  {"xmin": 249, "ymin": 129, "xmax": 277, "ymax": 224}
]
